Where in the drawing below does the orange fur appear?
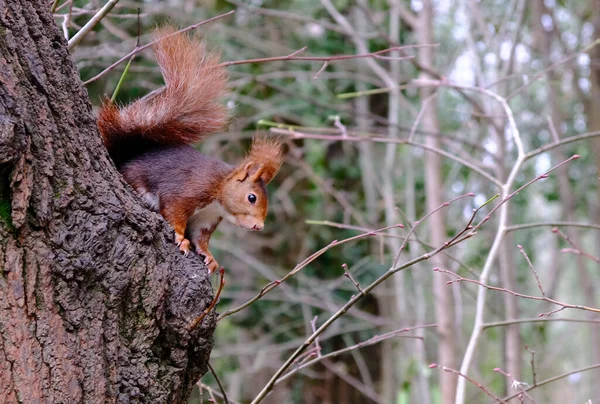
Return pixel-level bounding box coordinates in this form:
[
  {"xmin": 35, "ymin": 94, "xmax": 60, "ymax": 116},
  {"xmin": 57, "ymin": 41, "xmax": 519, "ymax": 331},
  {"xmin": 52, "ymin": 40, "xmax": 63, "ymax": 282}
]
[
  {"xmin": 97, "ymin": 27, "xmax": 285, "ymax": 274},
  {"xmin": 98, "ymin": 27, "xmax": 228, "ymax": 158},
  {"xmin": 238, "ymin": 137, "xmax": 285, "ymax": 184}
]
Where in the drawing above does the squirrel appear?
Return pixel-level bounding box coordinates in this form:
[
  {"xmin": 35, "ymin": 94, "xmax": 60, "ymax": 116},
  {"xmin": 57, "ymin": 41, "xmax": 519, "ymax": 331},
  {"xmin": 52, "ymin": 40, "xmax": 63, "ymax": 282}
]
[{"xmin": 97, "ymin": 27, "xmax": 284, "ymax": 274}]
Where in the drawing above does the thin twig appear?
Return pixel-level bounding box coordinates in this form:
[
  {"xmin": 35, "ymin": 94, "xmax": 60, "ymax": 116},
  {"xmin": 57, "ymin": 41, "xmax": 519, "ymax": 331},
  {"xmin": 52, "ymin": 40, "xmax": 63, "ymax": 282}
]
[
  {"xmin": 256, "ymin": 119, "xmax": 498, "ymax": 160},
  {"xmin": 482, "ymin": 318, "xmax": 600, "ymax": 329},
  {"xmin": 189, "ymin": 268, "xmax": 225, "ymax": 330},
  {"xmin": 60, "ymin": 8, "xmax": 146, "ymax": 18},
  {"xmin": 505, "ymin": 221, "xmax": 600, "ymax": 233},
  {"xmin": 342, "ymin": 263, "xmax": 363, "ymax": 293},
  {"xmin": 83, "ymin": 11, "xmax": 235, "ymax": 85},
  {"xmin": 443, "ymin": 194, "xmax": 499, "ymax": 248},
  {"xmin": 250, "ymin": 195, "xmax": 483, "ymax": 403},
  {"xmin": 503, "ymin": 363, "xmax": 600, "ymax": 401},
  {"xmin": 331, "ymin": 115, "xmax": 348, "ymax": 138},
  {"xmin": 67, "ymin": 0, "xmax": 120, "ymax": 50},
  {"xmin": 198, "ymin": 383, "xmax": 241, "ymax": 404},
  {"xmin": 219, "ymin": 46, "xmax": 420, "ymax": 67},
  {"xmin": 305, "ymin": 220, "xmax": 405, "ymax": 239},
  {"xmin": 217, "ymin": 223, "xmax": 404, "ymax": 321},
  {"xmin": 60, "ymin": 0, "xmax": 74, "ymax": 40},
  {"xmin": 208, "ymin": 362, "xmax": 229, "ymax": 404},
  {"xmin": 537, "ymin": 306, "xmax": 567, "ymax": 318},
  {"xmin": 552, "ymin": 227, "xmax": 600, "ymax": 263},
  {"xmin": 429, "ymin": 364, "xmax": 507, "ymax": 403},
  {"xmin": 526, "ymin": 346, "xmax": 537, "ymax": 386},
  {"xmin": 206, "ymin": 386, "xmax": 217, "ymax": 403},
  {"xmin": 110, "ymin": 55, "xmax": 134, "ymax": 102},
  {"xmin": 275, "ymin": 324, "xmax": 435, "ymax": 385},
  {"xmin": 493, "ymin": 367, "xmax": 534, "ymax": 403},
  {"xmin": 517, "ymin": 245, "xmax": 545, "ymax": 296},
  {"xmin": 392, "ymin": 193, "xmax": 476, "ymax": 267},
  {"xmin": 310, "ymin": 316, "xmax": 321, "ymax": 357},
  {"xmin": 61, "ymin": 14, "xmax": 69, "ymax": 40},
  {"xmin": 50, "ymin": 0, "xmax": 62, "ymax": 13},
  {"xmin": 435, "ymin": 268, "xmax": 600, "ymax": 314},
  {"xmin": 525, "ymin": 131, "xmax": 600, "ymax": 160},
  {"xmin": 507, "ymin": 39, "xmax": 600, "ymax": 100},
  {"xmin": 108, "ymin": 8, "xmax": 141, "ymax": 102},
  {"xmin": 322, "ymin": 358, "xmax": 381, "ymax": 402},
  {"xmin": 408, "ymin": 93, "xmax": 437, "ymax": 142},
  {"xmin": 224, "ymin": 0, "xmax": 363, "ymax": 36},
  {"xmin": 313, "ymin": 61, "xmax": 329, "ymax": 79},
  {"xmin": 269, "ymin": 128, "xmax": 502, "ymax": 187}
]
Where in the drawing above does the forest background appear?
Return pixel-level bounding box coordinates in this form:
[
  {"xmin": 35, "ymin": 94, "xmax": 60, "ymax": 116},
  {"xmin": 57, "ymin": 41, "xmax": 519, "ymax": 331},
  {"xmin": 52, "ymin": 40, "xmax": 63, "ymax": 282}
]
[{"xmin": 50, "ymin": 0, "xmax": 600, "ymax": 402}]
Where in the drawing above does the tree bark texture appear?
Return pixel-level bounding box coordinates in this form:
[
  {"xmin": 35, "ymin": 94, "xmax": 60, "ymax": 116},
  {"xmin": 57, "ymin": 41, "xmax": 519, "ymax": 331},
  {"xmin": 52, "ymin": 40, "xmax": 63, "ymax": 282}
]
[{"xmin": 0, "ymin": 1, "xmax": 215, "ymax": 403}]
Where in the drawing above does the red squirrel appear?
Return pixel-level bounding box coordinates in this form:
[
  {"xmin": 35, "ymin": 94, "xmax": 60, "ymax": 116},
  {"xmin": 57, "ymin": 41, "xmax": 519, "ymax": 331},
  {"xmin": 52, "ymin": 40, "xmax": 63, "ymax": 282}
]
[{"xmin": 97, "ymin": 27, "xmax": 284, "ymax": 274}]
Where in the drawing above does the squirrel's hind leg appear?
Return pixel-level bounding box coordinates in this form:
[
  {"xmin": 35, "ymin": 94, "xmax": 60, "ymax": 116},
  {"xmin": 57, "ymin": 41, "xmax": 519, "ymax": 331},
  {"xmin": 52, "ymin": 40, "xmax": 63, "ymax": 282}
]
[
  {"xmin": 160, "ymin": 203, "xmax": 192, "ymax": 256},
  {"xmin": 193, "ymin": 227, "xmax": 219, "ymax": 274}
]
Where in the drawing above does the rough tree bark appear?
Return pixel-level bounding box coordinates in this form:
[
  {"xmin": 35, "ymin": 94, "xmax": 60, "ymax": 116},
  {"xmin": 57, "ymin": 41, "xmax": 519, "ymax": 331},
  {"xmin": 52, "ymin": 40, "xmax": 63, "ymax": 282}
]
[{"xmin": 0, "ymin": 1, "xmax": 215, "ymax": 403}]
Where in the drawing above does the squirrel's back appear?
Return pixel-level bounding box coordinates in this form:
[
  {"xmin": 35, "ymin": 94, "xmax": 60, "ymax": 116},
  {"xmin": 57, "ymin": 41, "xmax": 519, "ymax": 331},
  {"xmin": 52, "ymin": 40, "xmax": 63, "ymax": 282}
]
[{"xmin": 98, "ymin": 26, "xmax": 228, "ymax": 167}]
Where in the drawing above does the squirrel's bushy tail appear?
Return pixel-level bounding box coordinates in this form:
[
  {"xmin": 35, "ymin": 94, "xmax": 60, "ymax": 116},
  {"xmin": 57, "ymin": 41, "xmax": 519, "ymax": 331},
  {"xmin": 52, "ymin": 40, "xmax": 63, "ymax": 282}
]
[{"xmin": 98, "ymin": 26, "xmax": 228, "ymax": 167}]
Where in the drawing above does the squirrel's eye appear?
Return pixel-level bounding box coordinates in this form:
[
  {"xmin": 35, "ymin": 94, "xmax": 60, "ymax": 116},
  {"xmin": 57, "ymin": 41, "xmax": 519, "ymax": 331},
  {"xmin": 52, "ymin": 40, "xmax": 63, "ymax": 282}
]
[{"xmin": 248, "ymin": 193, "xmax": 257, "ymax": 204}]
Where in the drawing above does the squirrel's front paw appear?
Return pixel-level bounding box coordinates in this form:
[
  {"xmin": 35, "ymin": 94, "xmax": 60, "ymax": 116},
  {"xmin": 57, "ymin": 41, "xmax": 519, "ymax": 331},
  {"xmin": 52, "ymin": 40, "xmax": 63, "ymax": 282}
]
[
  {"xmin": 197, "ymin": 249, "xmax": 219, "ymax": 274},
  {"xmin": 178, "ymin": 239, "xmax": 191, "ymax": 256},
  {"xmin": 175, "ymin": 233, "xmax": 191, "ymax": 256}
]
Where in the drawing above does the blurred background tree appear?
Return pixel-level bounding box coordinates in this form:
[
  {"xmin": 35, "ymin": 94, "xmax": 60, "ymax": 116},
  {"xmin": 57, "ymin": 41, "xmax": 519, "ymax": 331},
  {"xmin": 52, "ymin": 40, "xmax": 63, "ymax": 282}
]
[{"xmin": 58, "ymin": 0, "xmax": 600, "ymax": 402}]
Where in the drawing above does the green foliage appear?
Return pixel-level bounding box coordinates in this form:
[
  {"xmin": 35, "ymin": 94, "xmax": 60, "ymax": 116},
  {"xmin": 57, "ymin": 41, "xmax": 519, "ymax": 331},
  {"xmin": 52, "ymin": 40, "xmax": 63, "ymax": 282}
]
[
  {"xmin": 0, "ymin": 198, "xmax": 12, "ymax": 231},
  {"xmin": 73, "ymin": 1, "xmax": 600, "ymax": 402},
  {"xmin": 0, "ymin": 166, "xmax": 13, "ymax": 231}
]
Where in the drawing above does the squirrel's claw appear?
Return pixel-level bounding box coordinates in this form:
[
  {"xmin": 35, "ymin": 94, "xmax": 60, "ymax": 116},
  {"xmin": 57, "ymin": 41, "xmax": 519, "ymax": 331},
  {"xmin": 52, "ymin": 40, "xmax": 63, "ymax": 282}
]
[
  {"xmin": 206, "ymin": 259, "xmax": 219, "ymax": 274},
  {"xmin": 197, "ymin": 248, "xmax": 219, "ymax": 274},
  {"xmin": 178, "ymin": 239, "xmax": 191, "ymax": 256}
]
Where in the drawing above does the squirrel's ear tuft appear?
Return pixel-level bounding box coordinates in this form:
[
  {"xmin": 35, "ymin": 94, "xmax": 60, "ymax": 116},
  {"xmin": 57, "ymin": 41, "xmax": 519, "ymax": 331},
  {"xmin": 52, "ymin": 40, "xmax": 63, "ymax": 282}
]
[{"xmin": 248, "ymin": 136, "xmax": 284, "ymax": 184}]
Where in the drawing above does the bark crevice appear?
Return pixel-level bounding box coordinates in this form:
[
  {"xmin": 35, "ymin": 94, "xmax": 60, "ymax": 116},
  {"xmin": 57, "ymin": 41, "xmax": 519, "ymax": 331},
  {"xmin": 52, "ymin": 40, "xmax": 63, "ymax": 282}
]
[{"xmin": 0, "ymin": 1, "xmax": 216, "ymax": 402}]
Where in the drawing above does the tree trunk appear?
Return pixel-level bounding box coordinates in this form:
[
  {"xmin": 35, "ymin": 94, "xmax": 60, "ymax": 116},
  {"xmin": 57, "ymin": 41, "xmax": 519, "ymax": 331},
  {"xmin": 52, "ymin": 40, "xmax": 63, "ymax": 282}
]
[
  {"xmin": 0, "ymin": 1, "xmax": 215, "ymax": 402},
  {"xmin": 587, "ymin": 1, "xmax": 600, "ymax": 399},
  {"xmin": 417, "ymin": 1, "xmax": 457, "ymax": 402}
]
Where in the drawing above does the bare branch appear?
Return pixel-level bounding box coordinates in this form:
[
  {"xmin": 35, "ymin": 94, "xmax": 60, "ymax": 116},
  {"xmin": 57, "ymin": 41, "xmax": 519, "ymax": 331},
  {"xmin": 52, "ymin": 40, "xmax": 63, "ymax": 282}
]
[
  {"xmin": 552, "ymin": 227, "xmax": 600, "ymax": 264},
  {"xmin": 217, "ymin": 223, "xmax": 404, "ymax": 321},
  {"xmin": 525, "ymin": 131, "xmax": 600, "ymax": 160},
  {"xmin": 503, "ymin": 363, "xmax": 600, "ymax": 401},
  {"xmin": 219, "ymin": 46, "xmax": 421, "ymax": 67},
  {"xmin": 269, "ymin": 128, "xmax": 502, "ymax": 187},
  {"xmin": 275, "ymin": 325, "xmax": 435, "ymax": 385},
  {"xmin": 526, "ymin": 346, "xmax": 537, "ymax": 386},
  {"xmin": 482, "ymin": 318, "xmax": 600, "ymax": 329},
  {"xmin": 67, "ymin": 0, "xmax": 120, "ymax": 50},
  {"xmin": 435, "ymin": 267, "xmax": 600, "ymax": 314},
  {"xmin": 207, "ymin": 362, "xmax": 230, "ymax": 404},
  {"xmin": 83, "ymin": 11, "xmax": 235, "ymax": 85},
  {"xmin": 251, "ymin": 194, "xmax": 481, "ymax": 403},
  {"xmin": 493, "ymin": 367, "xmax": 534, "ymax": 403},
  {"xmin": 429, "ymin": 364, "xmax": 507, "ymax": 403},
  {"xmin": 392, "ymin": 193, "xmax": 476, "ymax": 267},
  {"xmin": 517, "ymin": 245, "xmax": 545, "ymax": 296},
  {"xmin": 189, "ymin": 268, "xmax": 226, "ymax": 330},
  {"xmin": 505, "ymin": 222, "xmax": 600, "ymax": 233},
  {"xmin": 342, "ymin": 263, "xmax": 363, "ymax": 294}
]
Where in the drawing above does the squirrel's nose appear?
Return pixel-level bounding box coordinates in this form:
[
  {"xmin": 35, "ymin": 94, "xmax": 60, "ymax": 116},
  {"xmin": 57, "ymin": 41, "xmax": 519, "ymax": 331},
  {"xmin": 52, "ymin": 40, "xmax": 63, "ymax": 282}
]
[{"xmin": 253, "ymin": 223, "xmax": 264, "ymax": 231}]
